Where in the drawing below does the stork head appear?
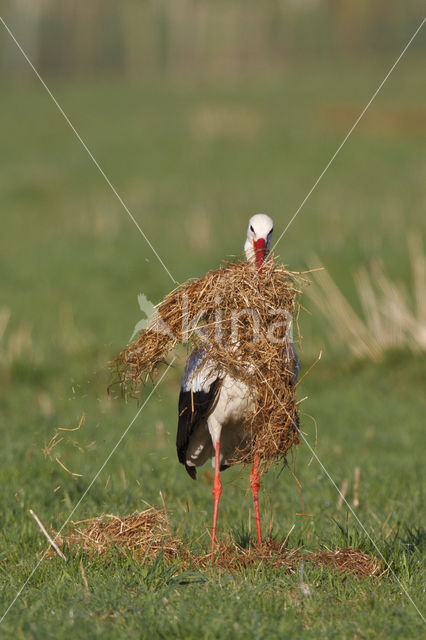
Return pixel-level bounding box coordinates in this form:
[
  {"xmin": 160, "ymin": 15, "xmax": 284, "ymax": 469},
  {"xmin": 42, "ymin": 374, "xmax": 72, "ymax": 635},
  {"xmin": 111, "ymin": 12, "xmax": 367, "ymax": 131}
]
[{"xmin": 244, "ymin": 213, "xmax": 274, "ymax": 271}]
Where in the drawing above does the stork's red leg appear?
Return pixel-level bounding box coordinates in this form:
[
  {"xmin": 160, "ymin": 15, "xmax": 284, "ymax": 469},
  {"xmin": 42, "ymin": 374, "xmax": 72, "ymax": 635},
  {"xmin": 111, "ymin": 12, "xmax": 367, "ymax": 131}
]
[
  {"xmin": 210, "ymin": 438, "xmax": 222, "ymax": 564},
  {"xmin": 250, "ymin": 456, "xmax": 262, "ymax": 547}
]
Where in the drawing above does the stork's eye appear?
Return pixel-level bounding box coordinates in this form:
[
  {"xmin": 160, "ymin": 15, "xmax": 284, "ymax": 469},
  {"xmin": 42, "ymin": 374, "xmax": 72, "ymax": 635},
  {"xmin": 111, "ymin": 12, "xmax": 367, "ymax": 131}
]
[{"xmin": 250, "ymin": 225, "xmax": 254, "ymax": 233}]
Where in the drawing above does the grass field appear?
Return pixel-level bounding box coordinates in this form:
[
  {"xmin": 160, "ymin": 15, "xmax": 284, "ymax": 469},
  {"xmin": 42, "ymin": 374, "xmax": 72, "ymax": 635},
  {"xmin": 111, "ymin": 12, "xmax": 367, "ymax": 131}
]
[{"xmin": 0, "ymin": 56, "xmax": 425, "ymax": 638}]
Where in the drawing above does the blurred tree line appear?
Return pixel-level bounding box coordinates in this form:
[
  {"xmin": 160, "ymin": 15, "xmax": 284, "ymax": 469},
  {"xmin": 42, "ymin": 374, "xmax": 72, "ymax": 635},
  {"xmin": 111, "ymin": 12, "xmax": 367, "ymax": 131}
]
[{"xmin": 1, "ymin": 0, "xmax": 424, "ymax": 80}]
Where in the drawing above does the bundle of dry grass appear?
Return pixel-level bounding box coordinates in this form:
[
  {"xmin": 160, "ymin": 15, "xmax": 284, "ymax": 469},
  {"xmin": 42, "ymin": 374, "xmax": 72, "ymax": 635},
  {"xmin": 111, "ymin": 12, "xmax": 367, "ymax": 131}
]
[
  {"xmin": 313, "ymin": 547, "xmax": 382, "ymax": 578},
  {"xmin": 58, "ymin": 507, "xmax": 187, "ymax": 562},
  {"xmin": 197, "ymin": 539, "xmax": 382, "ymax": 578},
  {"xmin": 196, "ymin": 537, "xmax": 301, "ymax": 571},
  {"xmin": 114, "ymin": 256, "xmax": 306, "ymax": 464},
  {"xmin": 56, "ymin": 511, "xmax": 382, "ymax": 578}
]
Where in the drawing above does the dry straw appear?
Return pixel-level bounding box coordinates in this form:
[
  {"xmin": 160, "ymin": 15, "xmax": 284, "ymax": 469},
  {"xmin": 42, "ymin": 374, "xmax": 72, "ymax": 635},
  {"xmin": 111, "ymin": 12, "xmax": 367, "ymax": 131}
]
[
  {"xmin": 56, "ymin": 508, "xmax": 382, "ymax": 578},
  {"xmin": 204, "ymin": 538, "xmax": 382, "ymax": 577},
  {"xmin": 113, "ymin": 256, "xmax": 307, "ymax": 464},
  {"xmin": 57, "ymin": 507, "xmax": 188, "ymax": 563},
  {"xmin": 306, "ymin": 237, "xmax": 426, "ymax": 359}
]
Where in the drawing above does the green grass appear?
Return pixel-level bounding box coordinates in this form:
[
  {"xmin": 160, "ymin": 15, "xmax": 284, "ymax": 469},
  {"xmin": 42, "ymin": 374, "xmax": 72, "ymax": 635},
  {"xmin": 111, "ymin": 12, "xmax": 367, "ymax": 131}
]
[{"xmin": 0, "ymin": 57, "xmax": 425, "ymax": 638}]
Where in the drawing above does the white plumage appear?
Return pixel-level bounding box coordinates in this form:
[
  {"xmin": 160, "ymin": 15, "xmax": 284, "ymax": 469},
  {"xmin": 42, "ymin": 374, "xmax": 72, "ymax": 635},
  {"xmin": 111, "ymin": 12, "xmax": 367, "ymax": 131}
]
[{"xmin": 183, "ymin": 371, "xmax": 254, "ymax": 471}]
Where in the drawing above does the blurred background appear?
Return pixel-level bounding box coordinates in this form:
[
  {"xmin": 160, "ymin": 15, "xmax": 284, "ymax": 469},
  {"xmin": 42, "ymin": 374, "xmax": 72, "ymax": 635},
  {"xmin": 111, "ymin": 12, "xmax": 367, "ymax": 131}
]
[
  {"xmin": 0, "ymin": 0, "xmax": 425, "ymax": 564},
  {"xmin": 2, "ymin": 0, "xmax": 425, "ymax": 78}
]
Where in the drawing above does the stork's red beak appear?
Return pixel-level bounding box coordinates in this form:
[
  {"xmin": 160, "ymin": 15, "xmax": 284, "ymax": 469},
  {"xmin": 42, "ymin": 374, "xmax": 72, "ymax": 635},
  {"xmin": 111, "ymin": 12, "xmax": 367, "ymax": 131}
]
[{"xmin": 254, "ymin": 238, "xmax": 266, "ymax": 272}]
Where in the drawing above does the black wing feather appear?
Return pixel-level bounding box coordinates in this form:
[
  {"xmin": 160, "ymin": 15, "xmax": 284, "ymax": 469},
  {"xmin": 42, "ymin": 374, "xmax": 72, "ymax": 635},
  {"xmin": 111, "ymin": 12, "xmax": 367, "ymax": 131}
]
[{"xmin": 176, "ymin": 378, "xmax": 221, "ymax": 479}]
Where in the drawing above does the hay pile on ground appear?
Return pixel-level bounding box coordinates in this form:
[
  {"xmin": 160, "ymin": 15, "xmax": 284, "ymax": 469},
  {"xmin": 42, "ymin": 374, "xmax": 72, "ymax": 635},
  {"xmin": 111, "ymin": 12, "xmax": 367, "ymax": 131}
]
[
  {"xmin": 197, "ymin": 537, "xmax": 301, "ymax": 571},
  {"xmin": 57, "ymin": 507, "xmax": 187, "ymax": 562},
  {"xmin": 197, "ymin": 539, "xmax": 382, "ymax": 577},
  {"xmin": 313, "ymin": 547, "xmax": 382, "ymax": 578},
  {"xmin": 113, "ymin": 256, "xmax": 306, "ymax": 464},
  {"xmin": 56, "ymin": 509, "xmax": 381, "ymax": 578}
]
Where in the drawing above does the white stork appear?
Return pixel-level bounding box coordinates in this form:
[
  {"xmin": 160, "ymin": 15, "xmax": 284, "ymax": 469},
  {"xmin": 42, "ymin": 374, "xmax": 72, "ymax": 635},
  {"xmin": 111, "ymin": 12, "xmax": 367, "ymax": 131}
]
[{"xmin": 176, "ymin": 214, "xmax": 299, "ymax": 562}]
